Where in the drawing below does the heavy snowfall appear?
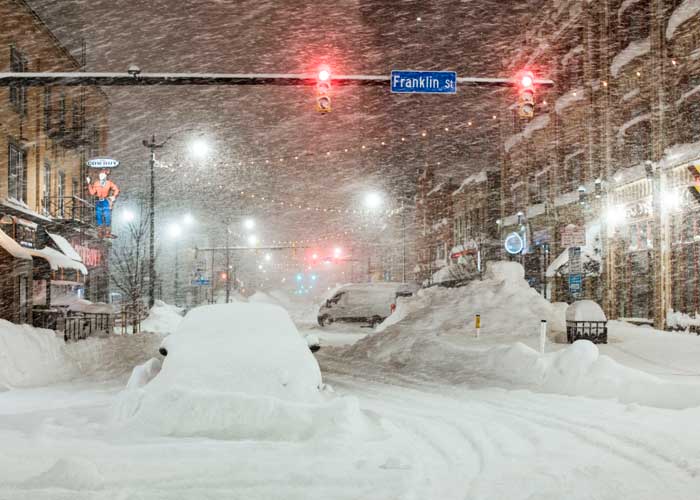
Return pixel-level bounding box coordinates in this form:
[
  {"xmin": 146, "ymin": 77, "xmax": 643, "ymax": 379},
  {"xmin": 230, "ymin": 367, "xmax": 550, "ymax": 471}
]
[{"xmin": 2, "ymin": 0, "xmax": 700, "ymax": 499}]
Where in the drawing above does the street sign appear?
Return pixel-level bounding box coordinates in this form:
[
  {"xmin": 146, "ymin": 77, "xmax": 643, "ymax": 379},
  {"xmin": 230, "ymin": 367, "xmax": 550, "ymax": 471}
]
[
  {"xmin": 390, "ymin": 70, "xmax": 457, "ymax": 94},
  {"xmin": 86, "ymin": 158, "xmax": 119, "ymax": 169},
  {"xmin": 191, "ymin": 278, "xmax": 210, "ymax": 286},
  {"xmin": 568, "ymin": 273, "xmax": 582, "ymax": 295},
  {"xmin": 560, "ymin": 224, "xmax": 585, "ymax": 247},
  {"xmin": 568, "ymin": 247, "xmax": 582, "ymax": 275}
]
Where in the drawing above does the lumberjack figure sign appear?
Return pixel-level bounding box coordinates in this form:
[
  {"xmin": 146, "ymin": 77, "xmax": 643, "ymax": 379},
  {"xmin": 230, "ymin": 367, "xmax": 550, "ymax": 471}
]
[{"xmin": 86, "ymin": 159, "xmax": 120, "ymax": 238}]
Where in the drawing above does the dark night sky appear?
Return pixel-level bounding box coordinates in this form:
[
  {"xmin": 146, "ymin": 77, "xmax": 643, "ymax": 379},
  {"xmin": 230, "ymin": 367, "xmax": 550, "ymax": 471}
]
[{"xmin": 28, "ymin": 0, "xmax": 538, "ymax": 245}]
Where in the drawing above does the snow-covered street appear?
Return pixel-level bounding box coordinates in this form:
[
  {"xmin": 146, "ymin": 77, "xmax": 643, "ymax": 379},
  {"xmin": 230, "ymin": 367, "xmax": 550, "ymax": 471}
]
[{"xmin": 2, "ymin": 342, "xmax": 700, "ymax": 500}]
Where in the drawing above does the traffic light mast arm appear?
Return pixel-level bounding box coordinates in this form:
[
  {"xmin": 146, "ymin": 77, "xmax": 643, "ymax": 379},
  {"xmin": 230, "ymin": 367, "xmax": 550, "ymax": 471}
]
[{"xmin": 0, "ymin": 71, "xmax": 554, "ymax": 88}]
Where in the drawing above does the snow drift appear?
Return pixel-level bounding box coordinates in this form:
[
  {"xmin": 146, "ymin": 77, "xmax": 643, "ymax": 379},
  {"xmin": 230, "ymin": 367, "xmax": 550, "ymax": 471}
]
[
  {"xmin": 0, "ymin": 318, "xmax": 163, "ymax": 389},
  {"xmin": 0, "ymin": 320, "xmax": 76, "ymax": 389},
  {"xmin": 115, "ymin": 302, "xmax": 370, "ymax": 440},
  {"xmin": 139, "ymin": 299, "xmax": 184, "ymax": 334},
  {"xmin": 344, "ymin": 262, "xmax": 700, "ymax": 409}
]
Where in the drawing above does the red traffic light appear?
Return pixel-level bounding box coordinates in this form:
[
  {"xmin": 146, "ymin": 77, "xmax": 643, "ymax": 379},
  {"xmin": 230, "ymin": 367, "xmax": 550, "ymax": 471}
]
[
  {"xmin": 521, "ymin": 73, "xmax": 533, "ymax": 88},
  {"xmin": 318, "ymin": 66, "xmax": 331, "ymax": 81}
]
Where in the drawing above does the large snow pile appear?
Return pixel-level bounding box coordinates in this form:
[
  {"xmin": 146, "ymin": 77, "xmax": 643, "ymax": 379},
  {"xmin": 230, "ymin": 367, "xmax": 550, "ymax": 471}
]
[
  {"xmin": 115, "ymin": 302, "xmax": 368, "ymax": 440},
  {"xmin": 374, "ymin": 261, "xmax": 565, "ymax": 339},
  {"xmin": 139, "ymin": 300, "xmax": 184, "ymax": 334},
  {"xmin": 0, "ymin": 320, "xmax": 76, "ymax": 389}
]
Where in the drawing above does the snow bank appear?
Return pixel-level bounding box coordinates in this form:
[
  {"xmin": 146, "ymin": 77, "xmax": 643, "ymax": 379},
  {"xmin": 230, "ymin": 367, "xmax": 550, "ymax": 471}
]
[
  {"xmin": 126, "ymin": 357, "xmax": 162, "ymax": 389},
  {"xmin": 115, "ymin": 303, "xmax": 369, "ymax": 440},
  {"xmin": 610, "ymin": 37, "xmax": 650, "ymax": 77},
  {"xmin": 0, "ymin": 320, "xmax": 76, "ymax": 388},
  {"xmin": 666, "ymin": 308, "xmax": 700, "ymax": 331},
  {"xmin": 140, "ymin": 300, "xmax": 183, "ymax": 334},
  {"xmin": 343, "ymin": 262, "xmax": 700, "ymax": 409},
  {"xmin": 566, "ymin": 300, "xmax": 607, "ymax": 322}
]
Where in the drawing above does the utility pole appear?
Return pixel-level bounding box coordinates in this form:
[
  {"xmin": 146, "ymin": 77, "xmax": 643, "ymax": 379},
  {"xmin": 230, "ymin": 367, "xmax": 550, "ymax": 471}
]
[
  {"xmin": 225, "ymin": 229, "xmax": 231, "ymax": 303},
  {"xmin": 142, "ymin": 135, "xmax": 162, "ymax": 309}
]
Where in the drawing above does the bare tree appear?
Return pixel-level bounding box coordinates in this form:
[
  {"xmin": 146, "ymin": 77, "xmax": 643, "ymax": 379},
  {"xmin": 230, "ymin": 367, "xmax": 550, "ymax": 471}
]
[{"xmin": 109, "ymin": 204, "xmax": 152, "ymax": 332}]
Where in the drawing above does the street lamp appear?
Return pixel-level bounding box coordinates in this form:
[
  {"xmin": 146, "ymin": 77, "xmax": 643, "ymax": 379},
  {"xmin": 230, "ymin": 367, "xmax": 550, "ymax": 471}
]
[
  {"xmin": 243, "ymin": 218, "xmax": 255, "ymax": 230},
  {"xmin": 364, "ymin": 192, "xmax": 383, "ymax": 210},
  {"xmin": 183, "ymin": 213, "xmax": 194, "ymax": 225},
  {"xmin": 188, "ymin": 138, "xmax": 210, "ymax": 159},
  {"xmin": 248, "ymin": 234, "xmax": 258, "ymax": 246},
  {"xmin": 122, "ymin": 209, "xmax": 135, "ymax": 223},
  {"xmin": 142, "ymin": 131, "xmax": 207, "ymax": 308}
]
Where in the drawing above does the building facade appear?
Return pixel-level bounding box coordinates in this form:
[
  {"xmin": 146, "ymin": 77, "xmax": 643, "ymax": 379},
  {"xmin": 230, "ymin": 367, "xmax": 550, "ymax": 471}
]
[
  {"xmin": 0, "ymin": 0, "xmax": 110, "ymax": 324},
  {"xmin": 413, "ymin": 0, "xmax": 700, "ymax": 329}
]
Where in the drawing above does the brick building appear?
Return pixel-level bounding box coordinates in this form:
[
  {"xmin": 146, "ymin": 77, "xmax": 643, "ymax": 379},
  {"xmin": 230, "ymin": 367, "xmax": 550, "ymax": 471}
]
[
  {"xmin": 0, "ymin": 0, "xmax": 110, "ymax": 324},
  {"xmin": 499, "ymin": 0, "xmax": 700, "ymax": 328}
]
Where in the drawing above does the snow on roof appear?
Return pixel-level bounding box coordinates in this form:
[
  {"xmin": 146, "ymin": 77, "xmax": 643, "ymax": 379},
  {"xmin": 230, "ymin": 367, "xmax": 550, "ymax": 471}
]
[
  {"xmin": 622, "ymin": 88, "xmax": 640, "ymax": 102},
  {"xmin": 618, "ymin": 0, "xmax": 644, "ymax": 17},
  {"xmin": 610, "ymin": 37, "xmax": 650, "ymax": 78},
  {"xmin": 553, "ymin": 190, "xmax": 581, "ymax": 208},
  {"xmin": 426, "ymin": 182, "xmax": 444, "ymax": 197},
  {"xmin": 617, "ymin": 112, "xmax": 651, "ymax": 139},
  {"xmin": 554, "ymin": 88, "xmax": 585, "ymax": 114},
  {"xmin": 28, "ymin": 247, "xmax": 88, "ymax": 275},
  {"xmin": 452, "ymin": 169, "xmax": 495, "ymax": 195},
  {"xmin": 68, "ymin": 299, "xmax": 116, "ymax": 314},
  {"xmin": 676, "ymin": 84, "xmax": 700, "ymax": 106},
  {"xmin": 612, "ymin": 162, "xmax": 647, "ymax": 185},
  {"xmin": 546, "ymin": 246, "xmax": 600, "ymax": 277},
  {"xmin": 666, "ymin": 0, "xmax": 700, "ymax": 40},
  {"xmin": 1, "ymin": 197, "xmax": 52, "ymax": 222},
  {"xmin": 0, "ymin": 227, "xmax": 32, "ymax": 260},
  {"xmin": 657, "ymin": 139, "xmax": 700, "ymax": 170},
  {"xmin": 48, "ymin": 233, "xmax": 82, "ymax": 262},
  {"xmin": 504, "ymin": 115, "xmax": 550, "ymax": 152}
]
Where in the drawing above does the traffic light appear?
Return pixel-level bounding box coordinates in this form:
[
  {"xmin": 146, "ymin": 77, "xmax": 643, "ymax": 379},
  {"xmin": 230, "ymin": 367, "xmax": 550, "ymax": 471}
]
[
  {"xmin": 316, "ymin": 66, "xmax": 331, "ymax": 113},
  {"xmin": 688, "ymin": 165, "xmax": 700, "ymax": 203},
  {"xmin": 517, "ymin": 71, "xmax": 536, "ymax": 119}
]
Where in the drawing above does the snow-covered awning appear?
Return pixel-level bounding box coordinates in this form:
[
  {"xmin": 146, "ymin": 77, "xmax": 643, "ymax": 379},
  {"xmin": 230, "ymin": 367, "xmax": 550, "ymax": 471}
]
[
  {"xmin": 28, "ymin": 247, "xmax": 88, "ymax": 275},
  {"xmin": 0, "ymin": 227, "xmax": 32, "ymax": 260},
  {"xmin": 48, "ymin": 233, "xmax": 83, "ymax": 262},
  {"xmin": 546, "ymin": 246, "xmax": 601, "ymax": 278}
]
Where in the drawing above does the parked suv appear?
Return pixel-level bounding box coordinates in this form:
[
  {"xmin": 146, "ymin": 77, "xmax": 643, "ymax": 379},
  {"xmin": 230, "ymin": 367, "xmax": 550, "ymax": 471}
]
[{"xmin": 317, "ymin": 282, "xmax": 415, "ymax": 327}]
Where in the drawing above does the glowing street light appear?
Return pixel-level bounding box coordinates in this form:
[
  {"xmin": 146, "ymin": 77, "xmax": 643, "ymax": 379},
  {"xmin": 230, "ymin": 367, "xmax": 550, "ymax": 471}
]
[
  {"xmin": 183, "ymin": 213, "xmax": 194, "ymax": 225},
  {"xmin": 243, "ymin": 218, "xmax": 255, "ymax": 230},
  {"xmin": 247, "ymin": 234, "xmax": 258, "ymax": 246},
  {"xmin": 333, "ymin": 247, "xmax": 342, "ymax": 258},
  {"xmin": 364, "ymin": 191, "xmax": 383, "ymax": 210},
  {"xmin": 265, "ymin": 253, "xmax": 272, "ymax": 262},
  {"xmin": 122, "ymin": 209, "xmax": 135, "ymax": 223},
  {"xmin": 189, "ymin": 138, "xmax": 210, "ymax": 159},
  {"xmin": 168, "ymin": 223, "xmax": 182, "ymax": 238}
]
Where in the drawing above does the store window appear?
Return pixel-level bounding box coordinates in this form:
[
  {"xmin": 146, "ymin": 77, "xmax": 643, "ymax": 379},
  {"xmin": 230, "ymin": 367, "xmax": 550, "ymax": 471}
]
[
  {"xmin": 58, "ymin": 171, "xmax": 66, "ymax": 217},
  {"xmin": 43, "ymin": 161, "xmax": 52, "ymax": 215},
  {"xmin": 8, "ymin": 142, "xmax": 27, "ymax": 202}
]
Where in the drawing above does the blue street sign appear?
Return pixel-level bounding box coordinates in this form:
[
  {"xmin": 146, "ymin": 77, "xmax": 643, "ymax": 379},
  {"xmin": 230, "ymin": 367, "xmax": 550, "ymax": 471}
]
[
  {"xmin": 191, "ymin": 278, "xmax": 210, "ymax": 286},
  {"xmin": 390, "ymin": 70, "xmax": 457, "ymax": 94},
  {"xmin": 568, "ymin": 274, "xmax": 582, "ymax": 294},
  {"xmin": 504, "ymin": 232, "xmax": 524, "ymax": 255}
]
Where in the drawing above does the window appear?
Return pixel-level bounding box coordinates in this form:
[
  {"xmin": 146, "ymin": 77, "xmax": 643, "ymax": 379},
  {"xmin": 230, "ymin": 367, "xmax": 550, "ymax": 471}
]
[
  {"xmin": 59, "ymin": 91, "xmax": 67, "ymax": 134},
  {"xmin": 44, "ymin": 87, "xmax": 52, "ymax": 132},
  {"xmin": 18, "ymin": 276, "xmax": 29, "ymax": 324},
  {"xmin": 8, "ymin": 142, "xmax": 27, "ymax": 202},
  {"xmin": 58, "ymin": 171, "xmax": 66, "ymax": 217},
  {"xmin": 9, "ymin": 46, "xmax": 27, "ymax": 115},
  {"xmin": 43, "ymin": 161, "xmax": 52, "ymax": 215}
]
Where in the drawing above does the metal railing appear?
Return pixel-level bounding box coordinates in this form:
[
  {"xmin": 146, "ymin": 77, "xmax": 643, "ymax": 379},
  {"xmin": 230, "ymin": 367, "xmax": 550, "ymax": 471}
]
[
  {"xmin": 32, "ymin": 306, "xmax": 114, "ymax": 342},
  {"xmin": 44, "ymin": 195, "xmax": 95, "ymax": 224}
]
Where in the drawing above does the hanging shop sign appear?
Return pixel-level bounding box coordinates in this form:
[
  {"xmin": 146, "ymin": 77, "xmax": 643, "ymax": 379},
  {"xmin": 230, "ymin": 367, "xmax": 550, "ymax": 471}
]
[
  {"xmin": 86, "ymin": 158, "xmax": 120, "ymax": 169},
  {"xmin": 504, "ymin": 232, "xmax": 525, "ymax": 255},
  {"xmin": 625, "ymin": 198, "xmax": 652, "ymax": 219},
  {"xmin": 560, "ymin": 224, "xmax": 586, "ymax": 247},
  {"xmin": 568, "ymin": 246, "xmax": 582, "ymax": 275},
  {"xmin": 532, "ymin": 229, "xmax": 551, "ymax": 245},
  {"xmin": 568, "ymin": 273, "xmax": 582, "ymax": 296}
]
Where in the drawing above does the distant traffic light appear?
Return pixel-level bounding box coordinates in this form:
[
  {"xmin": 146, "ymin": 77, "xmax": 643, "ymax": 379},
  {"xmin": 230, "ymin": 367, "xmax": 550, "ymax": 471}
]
[
  {"xmin": 688, "ymin": 165, "xmax": 700, "ymax": 203},
  {"xmin": 316, "ymin": 66, "xmax": 332, "ymax": 113},
  {"xmin": 517, "ymin": 70, "xmax": 536, "ymax": 119}
]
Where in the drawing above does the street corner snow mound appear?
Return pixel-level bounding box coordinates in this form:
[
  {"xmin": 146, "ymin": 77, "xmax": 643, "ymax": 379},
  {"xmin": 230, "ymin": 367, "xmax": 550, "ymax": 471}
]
[
  {"xmin": 140, "ymin": 300, "xmax": 184, "ymax": 334},
  {"xmin": 0, "ymin": 320, "xmax": 77, "ymax": 388},
  {"xmin": 114, "ymin": 302, "xmax": 373, "ymax": 440},
  {"xmin": 483, "ymin": 260, "xmax": 525, "ymax": 283},
  {"xmin": 23, "ymin": 457, "xmax": 104, "ymax": 490}
]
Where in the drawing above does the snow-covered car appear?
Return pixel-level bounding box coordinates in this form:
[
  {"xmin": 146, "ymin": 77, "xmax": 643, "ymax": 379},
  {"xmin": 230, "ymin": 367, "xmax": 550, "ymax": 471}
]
[
  {"xmin": 317, "ymin": 282, "xmax": 406, "ymax": 327},
  {"xmin": 119, "ymin": 302, "xmax": 329, "ymax": 440}
]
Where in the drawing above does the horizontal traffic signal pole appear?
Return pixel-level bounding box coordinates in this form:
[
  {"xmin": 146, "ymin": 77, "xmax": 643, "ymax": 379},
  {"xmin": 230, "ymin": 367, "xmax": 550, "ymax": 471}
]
[{"xmin": 0, "ymin": 71, "xmax": 554, "ymax": 87}]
